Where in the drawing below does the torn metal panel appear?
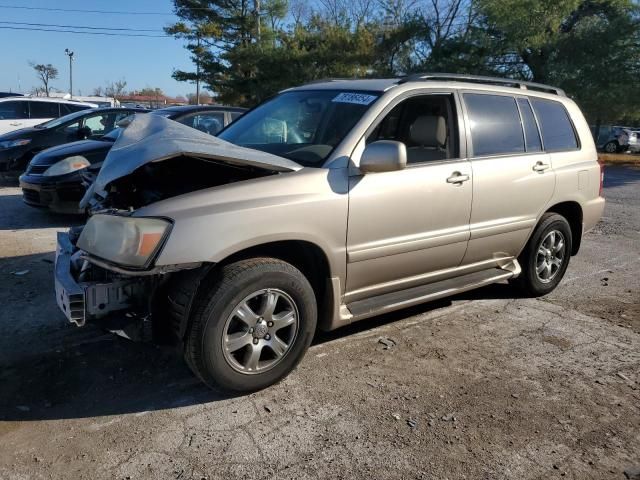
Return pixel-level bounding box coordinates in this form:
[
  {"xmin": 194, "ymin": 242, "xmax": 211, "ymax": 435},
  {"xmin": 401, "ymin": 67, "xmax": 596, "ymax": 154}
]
[{"xmin": 92, "ymin": 114, "xmax": 302, "ymax": 197}]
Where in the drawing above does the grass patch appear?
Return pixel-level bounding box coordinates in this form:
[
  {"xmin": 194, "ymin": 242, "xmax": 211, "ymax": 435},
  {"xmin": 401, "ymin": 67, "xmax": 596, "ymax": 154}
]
[{"xmin": 598, "ymin": 153, "xmax": 640, "ymax": 166}]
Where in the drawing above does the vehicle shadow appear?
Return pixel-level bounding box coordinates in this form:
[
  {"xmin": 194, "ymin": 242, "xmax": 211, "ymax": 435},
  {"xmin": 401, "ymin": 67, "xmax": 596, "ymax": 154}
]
[
  {"xmin": 0, "ymin": 251, "xmax": 520, "ymax": 422},
  {"xmin": 0, "ymin": 193, "xmax": 83, "ymax": 230}
]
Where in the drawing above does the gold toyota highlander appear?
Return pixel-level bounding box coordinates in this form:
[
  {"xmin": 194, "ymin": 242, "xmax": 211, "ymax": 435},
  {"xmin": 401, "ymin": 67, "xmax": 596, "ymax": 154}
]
[{"xmin": 54, "ymin": 74, "xmax": 605, "ymax": 392}]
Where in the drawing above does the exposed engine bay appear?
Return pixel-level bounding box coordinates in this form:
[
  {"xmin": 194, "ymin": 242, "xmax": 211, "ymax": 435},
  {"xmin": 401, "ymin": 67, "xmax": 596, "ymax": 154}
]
[{"xmin": 85, "ymin": 155, "xmax": 277, "ymax": 211}]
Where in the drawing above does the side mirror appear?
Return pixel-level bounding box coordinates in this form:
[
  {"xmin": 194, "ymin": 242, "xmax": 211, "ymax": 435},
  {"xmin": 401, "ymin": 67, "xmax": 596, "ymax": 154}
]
[{"xmin": 359, "ymin": 140, "xmax": 407, "ymax": 173}]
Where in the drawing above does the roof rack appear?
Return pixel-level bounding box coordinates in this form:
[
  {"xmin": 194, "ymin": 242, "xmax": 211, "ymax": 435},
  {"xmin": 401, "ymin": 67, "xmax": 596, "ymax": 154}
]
[
  {"xmin": 301, "ymin": 78, "xmax": 354, "ymax": 86},
  {"xmin": 398, "ymin": 73, "xmax": 566, "ymax": 96}
]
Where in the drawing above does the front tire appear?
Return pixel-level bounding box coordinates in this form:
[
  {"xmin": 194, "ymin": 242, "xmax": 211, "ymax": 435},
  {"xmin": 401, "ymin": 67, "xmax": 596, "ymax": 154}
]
[
  {"xmin": 516, "ymin": 213, "xmax": 573, "ymax": 297},
  {"xmin": 184, "ymin": 258, "xmax": 317, "ymax": 393}
]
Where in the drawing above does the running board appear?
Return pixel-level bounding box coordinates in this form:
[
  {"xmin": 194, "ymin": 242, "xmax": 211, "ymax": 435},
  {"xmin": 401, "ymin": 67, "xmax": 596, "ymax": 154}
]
[{"xmin": 346, "ymin": 267, "xmax": 516, "ymax": 322}]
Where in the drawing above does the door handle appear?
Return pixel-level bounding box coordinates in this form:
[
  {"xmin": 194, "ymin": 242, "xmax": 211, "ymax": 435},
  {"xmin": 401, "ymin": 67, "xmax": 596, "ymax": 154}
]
[
  {"xmin": 446, "ymin": 172, "xmax": 470, "ymax": 184},
  {"xmin": 532, "ymin": 161, "xmax": 550, "ymax": 172}
]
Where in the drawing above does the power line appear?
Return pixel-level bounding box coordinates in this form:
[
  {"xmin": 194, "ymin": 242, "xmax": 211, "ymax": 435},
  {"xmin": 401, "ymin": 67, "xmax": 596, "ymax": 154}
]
[
  {"xmin": 0, "ymin": 25, "xmax": 170, "ymax": 38},
  {"xmin": 0, "ymin": 21, "xmax": 163, "ymax": 33},
  {"xmin": 0, "ymin": 4, "xmax": 175, "ymax": 15}
]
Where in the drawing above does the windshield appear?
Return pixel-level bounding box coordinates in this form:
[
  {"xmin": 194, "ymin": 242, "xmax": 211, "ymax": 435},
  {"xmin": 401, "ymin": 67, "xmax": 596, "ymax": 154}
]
[
  {"xmin": 218, "ymin": 90, "xmax": 380, "ymax": 166},
  {"xmin": 36, "ymin": 108, "xmax": 90, "ymax": 129}
]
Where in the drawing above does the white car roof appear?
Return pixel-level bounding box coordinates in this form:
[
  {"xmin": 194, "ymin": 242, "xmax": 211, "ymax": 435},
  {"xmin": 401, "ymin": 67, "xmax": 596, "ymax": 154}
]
[{"xmin": 0, "ymin": 96, "xmax": 97, "ymax": 107}]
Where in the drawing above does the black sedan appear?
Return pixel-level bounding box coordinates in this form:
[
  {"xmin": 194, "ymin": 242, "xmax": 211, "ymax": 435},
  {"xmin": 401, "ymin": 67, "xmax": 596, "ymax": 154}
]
[
  {"xmin": 19, "ymin": 105, "xmax": 247, "ymax": 214},
  {"xmin": 0, "ymin": 106, "xmax": 148, "ymax": 175}
]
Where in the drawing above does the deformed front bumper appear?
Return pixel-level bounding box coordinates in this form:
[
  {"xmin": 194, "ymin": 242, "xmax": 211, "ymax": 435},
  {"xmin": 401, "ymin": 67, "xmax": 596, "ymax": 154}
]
[{"xmin": 54, "ymin": 232, "xmax": 149, "ymax": 326}]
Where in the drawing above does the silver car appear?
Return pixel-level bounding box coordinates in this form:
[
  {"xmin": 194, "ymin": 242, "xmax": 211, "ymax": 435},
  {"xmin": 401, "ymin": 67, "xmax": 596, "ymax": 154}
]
[{"xmin": 54, "ymin": 74, "xmax": 605, "ymax": 392}]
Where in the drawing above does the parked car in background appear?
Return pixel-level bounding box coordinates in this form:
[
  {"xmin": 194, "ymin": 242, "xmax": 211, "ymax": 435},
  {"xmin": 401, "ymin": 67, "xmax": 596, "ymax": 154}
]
[
  {"xmin": 0, "ymin": 97, "xmax": 96, "ymax": 135},
  {"xmin": 54, "ymin": 74, "xmax": 604, "ymax": 392},
  {"xmin": 591, "ymin": 125, "xmax": 638, "ymax": 153},
  {"xmin": 1, "ymin": 107, "xmax": 148, "ymax": 175},
  {"xmin": 150, "ymin": 105, "xmax": 247, "ymax": 135},
  {"xmin": 627, "ymin": 129, "xmax": 640, "ymax": 153},
  {"xmin": 0, "ymin": 92, "xmax": 24, "ymax": 98},
  {"xmin": 19, "ymin": 105, "xmax": 246, "ymax": 213}
]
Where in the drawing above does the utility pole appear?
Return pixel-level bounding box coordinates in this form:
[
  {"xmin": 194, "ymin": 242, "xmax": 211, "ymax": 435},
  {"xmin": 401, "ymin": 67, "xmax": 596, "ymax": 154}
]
[
  {"xmin": 64, "ymin": 48, "xmax": 74, "ymax": 99},
  {"xmin": 196, "ymin": 33, "xmax": 201, "ymax": 105}
]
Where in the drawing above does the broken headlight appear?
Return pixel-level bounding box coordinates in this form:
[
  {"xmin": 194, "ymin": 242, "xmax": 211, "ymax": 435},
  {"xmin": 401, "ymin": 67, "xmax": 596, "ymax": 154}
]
[{"xmin": 77, "ymin": 214, "xmax": 171, "ymax": 268}]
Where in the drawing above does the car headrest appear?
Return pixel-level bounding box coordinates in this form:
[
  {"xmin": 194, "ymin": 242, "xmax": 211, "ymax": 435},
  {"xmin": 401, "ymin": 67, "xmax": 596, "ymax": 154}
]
[{"xmin": 409, "ymin": 115, "xmax": 446, "ymax": 147}]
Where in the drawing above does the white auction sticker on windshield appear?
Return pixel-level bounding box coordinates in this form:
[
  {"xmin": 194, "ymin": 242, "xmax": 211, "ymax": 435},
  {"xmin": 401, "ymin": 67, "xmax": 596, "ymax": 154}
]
[{"xmin": 332, "ymin": 92, "xmax": 377, "ymax": 105}]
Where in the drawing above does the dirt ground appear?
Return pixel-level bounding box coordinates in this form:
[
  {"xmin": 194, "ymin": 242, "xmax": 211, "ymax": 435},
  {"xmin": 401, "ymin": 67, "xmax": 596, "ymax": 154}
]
[{"xmin": 0, "ymin": 167, "xmax": 638, "ymax": 480}]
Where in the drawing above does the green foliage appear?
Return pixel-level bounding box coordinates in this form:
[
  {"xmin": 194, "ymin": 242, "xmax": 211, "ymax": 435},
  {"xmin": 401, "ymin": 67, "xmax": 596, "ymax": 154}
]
[
  {"xmin": 166, "ymin": 0, "xmax": 640, "ymax": 121},
  {"xmin": 476, "ymin": 0, "xmax": 640, "ymax": 121}
]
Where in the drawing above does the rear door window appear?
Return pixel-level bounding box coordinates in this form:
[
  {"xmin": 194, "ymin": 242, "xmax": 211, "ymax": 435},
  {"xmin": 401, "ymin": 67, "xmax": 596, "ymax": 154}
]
[
  {"xmin": 0, "ymin": 100, "xmax": 28, "ymax": 119},
  {"xmin": 463, "ymin": 93, "xmax": 525, "ymax": 157},
  {"xmin": 530, "ymin": 98, "xmax": 578, "ymax": 151},
  {"xmin": 29, "ymin": 101, "xmax": 60, "ymax": 119},
  {"xmin": 517, "ymin": 98, "xmax": 542, "ymax": 152}
]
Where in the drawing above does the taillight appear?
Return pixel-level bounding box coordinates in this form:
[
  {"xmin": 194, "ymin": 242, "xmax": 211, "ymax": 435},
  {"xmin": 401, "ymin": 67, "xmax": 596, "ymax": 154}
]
[{"xmin": 598, "ymin": 160, "xmax": 605, "ymax": 197}]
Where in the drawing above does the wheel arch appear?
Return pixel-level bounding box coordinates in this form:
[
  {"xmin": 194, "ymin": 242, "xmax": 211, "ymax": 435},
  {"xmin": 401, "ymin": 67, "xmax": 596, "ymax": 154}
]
[
  {"xmin": 544, "ymin": 201, "xmax": 583, "ymax": 255},
  {"xmin": 165, "ymin": 240, "xmax": 334, "ymax": 343}
]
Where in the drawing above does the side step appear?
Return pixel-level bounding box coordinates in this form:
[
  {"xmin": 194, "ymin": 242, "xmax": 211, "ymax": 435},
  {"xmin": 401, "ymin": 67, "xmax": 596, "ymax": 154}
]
[{"xmin": 347, "ymin": 267, "xmax": 516, "ymax": 321}]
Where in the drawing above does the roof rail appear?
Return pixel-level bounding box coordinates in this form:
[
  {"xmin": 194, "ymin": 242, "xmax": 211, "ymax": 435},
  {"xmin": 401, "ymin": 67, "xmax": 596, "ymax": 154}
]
[
  {"xmin": 398, "ymin": 73, "xmax": 566, "ymax": 96},
  {"xmin": 300, "ymin": 78, "xmax": 354, "ymax": 86}
]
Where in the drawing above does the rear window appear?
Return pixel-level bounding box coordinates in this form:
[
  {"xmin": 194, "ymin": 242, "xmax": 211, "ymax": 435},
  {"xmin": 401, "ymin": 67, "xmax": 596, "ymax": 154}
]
[
  {"xmin": 530, "ymin": 99, "xmax": 578, "ymax": 151},
  {"xmin": 464, "ymin": 93, "xmax": 525, "ymax": 157},
  {"xmin": 29, "ymin": 101, "xmax": 60, "ymax": 119}
]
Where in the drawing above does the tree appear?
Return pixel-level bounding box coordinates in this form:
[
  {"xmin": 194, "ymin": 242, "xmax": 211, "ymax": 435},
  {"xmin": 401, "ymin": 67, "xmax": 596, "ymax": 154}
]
[
  {"xmin": 187, "ymin": 91, "xmax": 212, "ymax": 104},
  {"xmin": 166, "ymin": 0, "xmax": 291, "ymax": 105},
  {"xmin": 475, "ymin": 0, "xmax": 640, "ymax": 121},
  {"xmin": 29, "ymin": 62, "xmax": 58, "ymax": 97},
  {"xmin": 92, "ymin": 86, "xmax": 104, "ymax": 96},
  {"xmin": 105, "ymin": 79, "xmax": 127, "ymax": 102}
]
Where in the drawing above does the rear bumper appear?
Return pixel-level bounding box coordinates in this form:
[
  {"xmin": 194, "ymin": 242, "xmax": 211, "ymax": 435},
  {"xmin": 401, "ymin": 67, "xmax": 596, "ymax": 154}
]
[
  {"xmin": 583, "ymin": 196, "xmax": 606, "ymax": 234},
  {"xmin": 20, "ymin": 172, "xmax": 85, "ymax": 214},
  {"xmin": 54, "ymin": 232, "xmax": 150, "ymax": 326}
]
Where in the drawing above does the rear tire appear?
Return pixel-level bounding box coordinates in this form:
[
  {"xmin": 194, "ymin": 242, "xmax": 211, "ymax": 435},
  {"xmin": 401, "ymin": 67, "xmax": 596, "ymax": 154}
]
[
  {"xmin": 603, "ymin": 141, "xmax": 618, "ymax": 153},
  {"xmin": 516, "ymin": 213, "xmax": 573, "ymax": 297},
  {"xmin": 184, "ymin": 258, "xmax": 317, "ymax": 393}
]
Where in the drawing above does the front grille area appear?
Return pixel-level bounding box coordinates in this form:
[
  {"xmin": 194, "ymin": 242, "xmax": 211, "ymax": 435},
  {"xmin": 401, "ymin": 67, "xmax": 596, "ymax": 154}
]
[
  {"xmin": 22, "ymin": 188, "xmax": 40, "ymax": 204},
  {"xmin": 57, "ymin": 186, "xmax": 84, "ymax": 201},
  {"xmin": 27, "ymin": 164, "xmax": 49, "ymax": 175}
]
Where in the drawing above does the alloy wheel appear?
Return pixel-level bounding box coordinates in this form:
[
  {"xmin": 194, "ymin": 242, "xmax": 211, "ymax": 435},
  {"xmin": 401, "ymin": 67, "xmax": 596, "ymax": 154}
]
[
  {"xmin": 535, "ymin": 230, "xmax": 566, "ymax": 283},
  {"xmin": 221, "ymin": 289, "xmax": 299, "ymax": 374}
]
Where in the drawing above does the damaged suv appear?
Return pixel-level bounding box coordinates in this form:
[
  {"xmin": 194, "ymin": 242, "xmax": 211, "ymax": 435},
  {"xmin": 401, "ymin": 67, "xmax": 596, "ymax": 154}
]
[{"xmin": 55, "ymin": 74, "xmax": 605, "ymax": 392}]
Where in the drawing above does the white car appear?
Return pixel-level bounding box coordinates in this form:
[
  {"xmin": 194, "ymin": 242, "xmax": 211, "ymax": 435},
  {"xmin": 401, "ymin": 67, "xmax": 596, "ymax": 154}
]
[
  {"xmin": 628, "ymin": 130, "xmax": 640, "ymax": 153},
  {"xmin": 0, "ymin": 97, "xmax": 97, "ymax": 135}
]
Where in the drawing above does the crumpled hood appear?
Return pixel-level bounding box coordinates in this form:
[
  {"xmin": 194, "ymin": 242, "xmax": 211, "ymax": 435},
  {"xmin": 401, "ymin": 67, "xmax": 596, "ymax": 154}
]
[{"xmin": 92, "ymin": 114, "xmax": 301, "ymax": 196}]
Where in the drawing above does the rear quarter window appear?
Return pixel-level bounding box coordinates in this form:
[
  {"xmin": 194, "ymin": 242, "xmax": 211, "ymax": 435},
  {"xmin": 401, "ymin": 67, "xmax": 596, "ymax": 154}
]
[
  {"xmin": 530, "ymin": 98, "xmax": 578, "ymax": 151},
  {"xmin": 60, "ymin": 103, "xmax": 92, "ymax": 115},
  {"xmin": 463, "ymin": 93, "xmax": 525, "ymax": 157}
]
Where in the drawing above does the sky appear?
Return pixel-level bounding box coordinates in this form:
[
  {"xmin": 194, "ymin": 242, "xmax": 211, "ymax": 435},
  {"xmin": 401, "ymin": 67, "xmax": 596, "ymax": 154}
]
[{"xmin": 0, "ymin": 1, "xmax": 195, "ymax": 97}]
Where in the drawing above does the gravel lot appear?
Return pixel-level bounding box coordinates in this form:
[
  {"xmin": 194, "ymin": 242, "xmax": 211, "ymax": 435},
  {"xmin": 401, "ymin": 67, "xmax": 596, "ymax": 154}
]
[{"xmin": 0, "ymin": 167, "xmax": 638, "ymax": 480}]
